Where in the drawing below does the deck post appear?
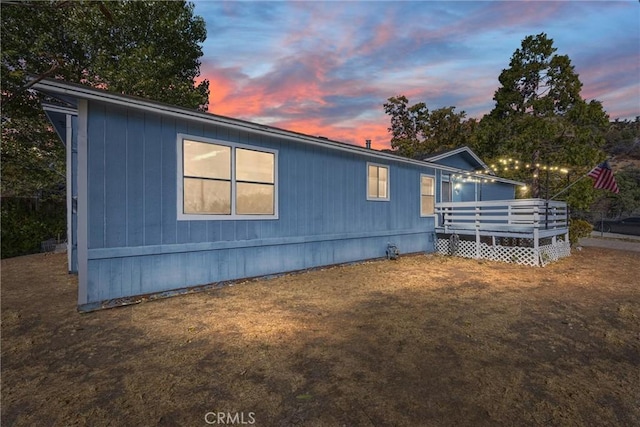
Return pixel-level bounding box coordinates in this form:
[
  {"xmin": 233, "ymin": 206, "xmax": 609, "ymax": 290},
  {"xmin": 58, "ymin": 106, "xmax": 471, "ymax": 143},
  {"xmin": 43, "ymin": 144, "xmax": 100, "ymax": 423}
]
[
  {"xmin": 475, "ymin": 206, "xmax": 481, "ymax": 258},
  {"xmin": 533, "ymin": 203, "xmax": 540, "ymax": 266},
  {"xmin": 533, "ymin": 227, "xmax": 540, "ymax": 266},
  {"xmin": 545, "ymin": 200, "xmax": 549, "ymax": 230},
  {"xmin": 445, "ymin": 206, "xmax": 450, "ymax": 233}
]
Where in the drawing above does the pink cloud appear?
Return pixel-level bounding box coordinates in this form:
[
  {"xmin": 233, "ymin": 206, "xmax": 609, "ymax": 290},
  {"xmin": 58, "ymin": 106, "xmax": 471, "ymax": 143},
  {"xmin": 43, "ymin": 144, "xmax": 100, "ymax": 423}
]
[
  {"xmin": 194, "ymin": 1, "xmax": 638, "ymax": 152},
  {"xmin": 196, "ymin": 59, "xmax": 398, "ymax": 148},
  {"xmin": 271, "ymin": 116, "xmax": 391, "ymax": 150},
  {"xmin": 352, "ymin": 18, "xmax": 397, "ymax": 58}
]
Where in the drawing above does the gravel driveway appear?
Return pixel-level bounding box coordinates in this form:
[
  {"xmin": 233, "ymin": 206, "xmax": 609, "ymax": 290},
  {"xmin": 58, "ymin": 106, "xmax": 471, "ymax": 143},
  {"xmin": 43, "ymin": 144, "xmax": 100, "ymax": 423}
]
[{"xmin": 579, "ymin": 232, "xmax": 640, "ymax": 252}]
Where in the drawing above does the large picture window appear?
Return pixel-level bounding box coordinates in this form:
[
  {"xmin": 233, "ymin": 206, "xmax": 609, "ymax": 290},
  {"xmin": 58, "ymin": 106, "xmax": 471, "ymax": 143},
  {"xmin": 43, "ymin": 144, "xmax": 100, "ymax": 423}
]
[
  {"xmin": 421, "ymin": 175, "xmax": 435, "ymax": 216},
  {"xmin": 178, "ymin": 135, "xmax": 277, "ymax": 220},
  {"xmin": 367, "ymin": 163, "xmax": 389, "ymax": 201}
]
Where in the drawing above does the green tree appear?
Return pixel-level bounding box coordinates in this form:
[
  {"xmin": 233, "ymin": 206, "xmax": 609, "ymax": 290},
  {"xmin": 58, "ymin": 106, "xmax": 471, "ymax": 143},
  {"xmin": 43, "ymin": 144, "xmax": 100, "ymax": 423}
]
[
  {"xmin": 605, "ymin": 118, "xmax": 640, "ymax": 159},
  {"xmin": 592, "ymin": 166, "xmax": 640, "ymax": 218},
  {"xmin": 1, "ymin": 0, "xmax": 210, "ymax": 257},
  {"xmin": 383, "ymin": 95, "xmax": 472, "ymax": 159},
  {"xmin": 383, "ymin": 95, "xmax": 429, "ymax": 158},
  {"xmin": 2, "ymin": 1, "xmax": 209, "ymax": 112},
  {"xmin": 474, "ymin": 33, "xmax": 609, "ymax": 208},
  {"xmin": 426, "ymin": 107, "xmax": 476, "ymax": 154}
]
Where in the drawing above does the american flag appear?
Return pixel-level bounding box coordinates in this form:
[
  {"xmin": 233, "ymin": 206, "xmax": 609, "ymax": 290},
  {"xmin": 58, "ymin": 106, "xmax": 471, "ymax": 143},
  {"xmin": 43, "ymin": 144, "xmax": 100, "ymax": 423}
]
[{"xmin": 588, "ymin": 161, "xmax": 619, "ymax": 193}]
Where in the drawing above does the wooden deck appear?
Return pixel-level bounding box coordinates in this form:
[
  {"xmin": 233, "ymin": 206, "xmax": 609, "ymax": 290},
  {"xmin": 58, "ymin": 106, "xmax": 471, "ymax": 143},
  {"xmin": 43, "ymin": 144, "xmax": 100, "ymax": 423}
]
[
  {"xmin": 435, "ymin": 198, "xmax": 568, "ymax": 238},
  {"xmin": 434, "ymin": 199, "xmax": 570, "ymax": 266}
]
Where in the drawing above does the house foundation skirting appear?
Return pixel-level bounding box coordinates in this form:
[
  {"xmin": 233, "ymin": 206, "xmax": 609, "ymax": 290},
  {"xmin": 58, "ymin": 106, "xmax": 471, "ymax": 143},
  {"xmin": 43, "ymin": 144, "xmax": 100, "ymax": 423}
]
[{"xmin": 436, "ymin": 235, "xmax": 570, "ymax": 267}]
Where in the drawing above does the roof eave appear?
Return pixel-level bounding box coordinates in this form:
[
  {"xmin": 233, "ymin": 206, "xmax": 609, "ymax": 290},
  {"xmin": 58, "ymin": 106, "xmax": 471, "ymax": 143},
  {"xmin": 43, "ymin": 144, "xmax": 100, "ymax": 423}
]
[{"xmin": 33, "ymin": 79, "xmax": 523, "ymax": 186}]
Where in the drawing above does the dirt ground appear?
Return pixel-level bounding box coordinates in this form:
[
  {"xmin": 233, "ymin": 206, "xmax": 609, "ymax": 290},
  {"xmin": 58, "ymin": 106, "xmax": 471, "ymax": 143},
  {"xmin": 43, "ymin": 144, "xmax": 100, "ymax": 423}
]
[{"xmin": 2, "ymin": 248, "xmax": 639, "ymax": 426}]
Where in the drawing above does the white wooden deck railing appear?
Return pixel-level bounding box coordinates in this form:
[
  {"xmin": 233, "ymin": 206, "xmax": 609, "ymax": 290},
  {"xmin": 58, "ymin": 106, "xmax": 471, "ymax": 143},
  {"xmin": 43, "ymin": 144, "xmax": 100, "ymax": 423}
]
[{"xmin": 435, "ymin": 198, "xmax": 568, "ymax": 235}]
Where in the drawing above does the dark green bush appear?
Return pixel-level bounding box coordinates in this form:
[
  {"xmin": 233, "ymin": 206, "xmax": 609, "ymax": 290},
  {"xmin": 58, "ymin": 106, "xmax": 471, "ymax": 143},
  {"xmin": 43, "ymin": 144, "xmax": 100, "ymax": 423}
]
[
  {"xmin": 1, "ymin": 198, "xmax": 65, "ymax": 259},
  {"xmin": 569, "ymin": 219, "xmax": 593, "ymax": 247}
]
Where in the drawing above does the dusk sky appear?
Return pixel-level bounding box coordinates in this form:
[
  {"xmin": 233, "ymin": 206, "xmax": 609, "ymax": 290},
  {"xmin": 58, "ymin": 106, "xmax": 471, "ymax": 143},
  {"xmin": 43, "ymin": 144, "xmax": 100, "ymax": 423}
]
[{"xmin": 193, "ymin": 1, "xmax": 639, "ymax": 150}]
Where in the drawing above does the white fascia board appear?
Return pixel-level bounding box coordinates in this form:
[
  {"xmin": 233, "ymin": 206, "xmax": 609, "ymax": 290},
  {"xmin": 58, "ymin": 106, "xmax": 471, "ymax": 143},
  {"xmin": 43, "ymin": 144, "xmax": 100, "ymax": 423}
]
[
  {"xmin": 424, "ymin": 146, "xmax": 490, "ymax": 171},
  {"xmin": 41, "ymin": 103, "xmax": 78, "ymax": 115},
  {"xmin": 33, "ymin": 79, "xmax": 523, "ymax": 187},
  {"xmin": 424, "ymin": 146, "xmax": 468, "ymax": 161}
]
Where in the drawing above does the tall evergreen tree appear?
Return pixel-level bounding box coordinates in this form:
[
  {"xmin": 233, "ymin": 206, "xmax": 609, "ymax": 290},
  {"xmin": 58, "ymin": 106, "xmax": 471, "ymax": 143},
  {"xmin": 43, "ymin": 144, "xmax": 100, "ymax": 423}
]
[{"xmin": 474, "ymin": 33, "xmax": 608, "ymax": 207}]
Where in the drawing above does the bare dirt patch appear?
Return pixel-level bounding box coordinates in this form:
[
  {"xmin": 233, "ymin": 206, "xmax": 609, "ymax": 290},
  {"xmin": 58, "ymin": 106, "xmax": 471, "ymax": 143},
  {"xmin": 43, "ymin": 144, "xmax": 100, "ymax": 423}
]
[{"xmin": 2, "ymin": 248, "xmax": 639, "ymax": 426}]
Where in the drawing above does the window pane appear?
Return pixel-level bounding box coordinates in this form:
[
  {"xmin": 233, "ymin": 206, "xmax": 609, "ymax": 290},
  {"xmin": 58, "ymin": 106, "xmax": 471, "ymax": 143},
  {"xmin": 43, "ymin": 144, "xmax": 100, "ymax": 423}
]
[
  {"xmin": 184, "ymin": 178, "xmax": 231, "ymax": 214},
  {"xmin": 184, "ymin": 140, "xmax": 230, "ymax": 179},
  {"xmin": 236, "ymin": 148, "xmax": 274, "ymax": 183},
  {"xmin": 421, "ymin": 195, "xmax": 435, "ymax": 215},
  {"xmin": 378, "ymin": 167, "xmax": 388, "ymax": 198},
  {"xmin": 442, "ymin": 181, "xmax": 451, "ymax": 202},
  {"xmin": 368, "ymin": 165, "xmax": 378, "ymax": 198},
  {"xmin": 236, "ymin": 182, "xmax": 274, "ymax": 215},
  {"xmin": 421, "ymin": 176, "xmax": 434, "ymax": 196}
]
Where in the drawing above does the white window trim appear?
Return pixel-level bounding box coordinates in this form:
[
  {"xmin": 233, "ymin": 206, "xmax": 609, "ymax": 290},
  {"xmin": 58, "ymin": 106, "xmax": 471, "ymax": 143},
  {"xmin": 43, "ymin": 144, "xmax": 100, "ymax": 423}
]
[
  {"xmin": 366, "ymin": 162, "xmax": 390, "ymax": 201},
  {"xmin": 177, "ymin": 133, "xmax": 278, "ymax": 220},
  {"xmin": 420, "ymin": 173, "xmax": 436, "ymax": 217}
]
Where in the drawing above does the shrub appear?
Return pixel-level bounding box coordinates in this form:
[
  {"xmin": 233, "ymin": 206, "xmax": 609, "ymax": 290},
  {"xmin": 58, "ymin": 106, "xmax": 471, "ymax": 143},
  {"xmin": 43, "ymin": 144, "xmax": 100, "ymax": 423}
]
[
  {"xmin": 569, "ymin": 219, "xmax": 593, "ymax": 247},
  {"xmin": 1, "ymin": 198, "xmax": 65, "ymax": 259}
]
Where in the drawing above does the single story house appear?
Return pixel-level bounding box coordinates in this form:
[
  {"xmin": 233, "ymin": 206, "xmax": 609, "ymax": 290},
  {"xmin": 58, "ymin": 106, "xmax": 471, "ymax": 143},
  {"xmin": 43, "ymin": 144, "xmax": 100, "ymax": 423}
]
[{"xmin": 36, "ymin": 79, "xmax": 566, "ymax": 311}]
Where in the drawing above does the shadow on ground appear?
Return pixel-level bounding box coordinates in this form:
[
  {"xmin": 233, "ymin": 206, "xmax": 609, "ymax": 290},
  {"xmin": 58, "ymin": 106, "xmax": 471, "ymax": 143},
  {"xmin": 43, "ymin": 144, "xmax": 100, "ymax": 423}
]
[{"xmin": 2, "ymin": 249, "xmax": 639, "ymax": 426}]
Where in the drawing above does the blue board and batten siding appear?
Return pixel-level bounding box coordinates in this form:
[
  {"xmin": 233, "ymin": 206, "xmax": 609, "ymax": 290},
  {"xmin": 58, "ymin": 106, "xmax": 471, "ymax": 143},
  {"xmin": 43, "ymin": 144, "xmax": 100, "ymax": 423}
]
[
  {"xmin": 481, "ymin": 182, "xmax": 515, "ymax": 200},
  {"xmin": 430, "ymin": 151, "xmax": 515, "ymax": 203},
  {"xmin": 36, "ymin": 80, "xmax": 522, "ymax": 310},
  {"xmin": 83, "ymin": 100, "xmax": 435, "ymax": 307}
]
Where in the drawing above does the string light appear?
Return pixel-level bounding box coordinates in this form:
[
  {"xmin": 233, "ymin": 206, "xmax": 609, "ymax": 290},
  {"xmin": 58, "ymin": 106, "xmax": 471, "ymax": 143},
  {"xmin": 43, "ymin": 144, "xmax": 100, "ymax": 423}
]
[
  {"xmin": 448, "ymin": 159, "xmax": 569, "ymax": 186},
  {"xmin": 487, "ymin": 158, "xmax": 571, "ymax": 176}
]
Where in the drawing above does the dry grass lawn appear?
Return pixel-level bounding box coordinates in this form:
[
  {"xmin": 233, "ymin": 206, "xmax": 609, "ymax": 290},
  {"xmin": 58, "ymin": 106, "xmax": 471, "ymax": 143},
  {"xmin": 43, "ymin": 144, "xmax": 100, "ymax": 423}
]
[{"xmin": 2, "ymin": 248, "xmax": 639, "ymax": 426}]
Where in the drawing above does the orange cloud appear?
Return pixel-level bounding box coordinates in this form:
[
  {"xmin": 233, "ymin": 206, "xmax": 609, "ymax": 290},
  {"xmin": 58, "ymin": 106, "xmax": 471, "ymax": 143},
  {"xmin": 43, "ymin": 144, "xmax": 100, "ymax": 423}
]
[
  {"xmin": 270, "ymin": 116, "xmax": 391, "ymax": 150},
  {"xmin": 197, "ymin": 65, "xmax": 394, "ymax": 150}
]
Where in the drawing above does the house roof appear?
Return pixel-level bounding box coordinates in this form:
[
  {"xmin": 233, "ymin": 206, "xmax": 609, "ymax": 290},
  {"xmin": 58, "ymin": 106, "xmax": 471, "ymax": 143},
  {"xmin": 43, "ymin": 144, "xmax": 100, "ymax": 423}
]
[
  {"xmin": 33, "ymin": 78, "xmax": 524, "ymax": 186},
  {"xmin": 424, "ymin": 146, "xmax": 491, "ymax": 173}
]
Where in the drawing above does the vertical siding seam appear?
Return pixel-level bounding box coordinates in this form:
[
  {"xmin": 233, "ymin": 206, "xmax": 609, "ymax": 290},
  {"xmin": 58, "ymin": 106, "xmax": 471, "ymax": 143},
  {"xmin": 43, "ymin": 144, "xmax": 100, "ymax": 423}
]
[
  {"xmin": 175, "ymin": 120, "xmax": 180, "ymax": 244},
  {"xmin": 102, "ymin": 104, "xmax": 107, "ymax": 248},
  {"xmin": 125, "ymin": 109, "xmax": 129, "ymax": 246},
  {"xmin": 142, "ymin": 112, "xmax": 146, "ymax": 245},
  {"xmin": 159, "ymin": 116, "xmax": 163, "ymax": 244}
]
